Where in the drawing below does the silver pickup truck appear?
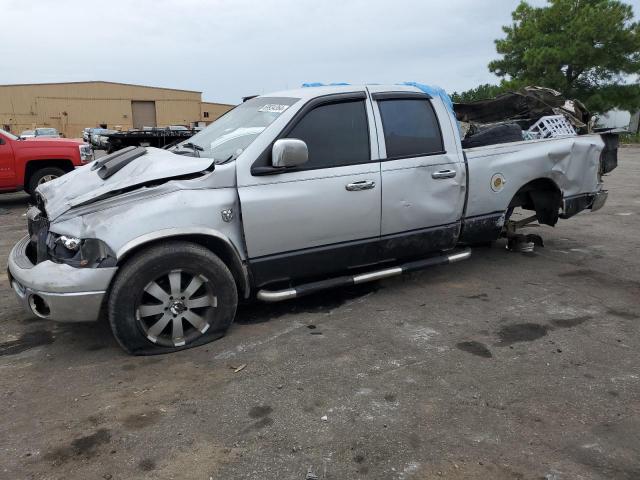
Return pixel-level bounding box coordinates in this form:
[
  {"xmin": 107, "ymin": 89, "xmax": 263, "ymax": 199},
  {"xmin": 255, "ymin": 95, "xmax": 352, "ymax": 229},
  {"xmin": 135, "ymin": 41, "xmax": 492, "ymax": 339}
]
[{"xmin": 7, "ymin": 84, "xmax": 618, "ymax": 354}]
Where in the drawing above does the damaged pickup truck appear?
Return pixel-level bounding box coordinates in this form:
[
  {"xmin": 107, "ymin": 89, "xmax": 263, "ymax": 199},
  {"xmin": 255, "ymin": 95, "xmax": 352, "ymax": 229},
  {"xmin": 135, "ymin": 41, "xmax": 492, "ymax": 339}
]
[{"xmin": 7, "ymin": 84, "xmax": 618, "ymax": 354}]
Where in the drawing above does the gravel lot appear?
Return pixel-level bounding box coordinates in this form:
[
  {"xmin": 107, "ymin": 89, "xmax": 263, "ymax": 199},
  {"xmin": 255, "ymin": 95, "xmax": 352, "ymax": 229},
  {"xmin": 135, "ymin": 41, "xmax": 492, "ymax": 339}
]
[{"xmin": 1, "ymin": 147, "xmax": 639, "ymax": 480}]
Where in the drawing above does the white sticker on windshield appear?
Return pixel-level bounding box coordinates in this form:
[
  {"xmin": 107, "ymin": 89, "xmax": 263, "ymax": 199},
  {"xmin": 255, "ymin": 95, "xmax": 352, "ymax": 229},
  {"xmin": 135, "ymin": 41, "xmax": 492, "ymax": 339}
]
[{"xmin": 258, "ymin": 104, "xmax": 290, "ymax": 113}]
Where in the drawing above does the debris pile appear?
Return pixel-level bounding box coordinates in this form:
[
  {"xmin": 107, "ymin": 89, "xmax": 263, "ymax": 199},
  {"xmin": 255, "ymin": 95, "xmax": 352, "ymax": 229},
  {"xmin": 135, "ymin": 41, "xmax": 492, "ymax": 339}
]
[{"xmin": 455, "ymin": 86, "xmax": 590, "ymax": 148}]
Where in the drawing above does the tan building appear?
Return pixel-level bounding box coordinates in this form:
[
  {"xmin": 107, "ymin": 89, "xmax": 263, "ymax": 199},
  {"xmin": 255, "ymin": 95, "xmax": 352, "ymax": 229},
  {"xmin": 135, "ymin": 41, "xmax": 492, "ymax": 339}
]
[{"xmin": 0, "ymin": 81, "xmax": 235, "ymax": 138}]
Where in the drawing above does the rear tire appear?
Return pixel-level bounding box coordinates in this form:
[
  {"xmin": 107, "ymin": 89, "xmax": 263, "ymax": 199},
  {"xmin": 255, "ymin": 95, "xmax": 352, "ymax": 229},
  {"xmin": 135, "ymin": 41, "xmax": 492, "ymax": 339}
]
[
  {"xmin": 108, "ymin": 241, "xmax": 238, "ymax": 355},
  {"xmin": 461, "ymin": 123, "xmax": 523, "ymax": 148}
]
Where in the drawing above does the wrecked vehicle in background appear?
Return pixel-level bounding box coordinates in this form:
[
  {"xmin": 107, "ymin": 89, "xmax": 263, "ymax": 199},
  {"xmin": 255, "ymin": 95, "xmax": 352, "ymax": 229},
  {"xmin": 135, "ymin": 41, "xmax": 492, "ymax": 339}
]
[
  {"xmin": 454, "ymin": 86, "xmax": 591, "ymax": 148},
  {"xmin": 103, "ymin": 126, "xmax": 199, "ymax": 153},
  {"xmin": 7, "ymin": 84, "xmax": 618, "ymax": 355}
]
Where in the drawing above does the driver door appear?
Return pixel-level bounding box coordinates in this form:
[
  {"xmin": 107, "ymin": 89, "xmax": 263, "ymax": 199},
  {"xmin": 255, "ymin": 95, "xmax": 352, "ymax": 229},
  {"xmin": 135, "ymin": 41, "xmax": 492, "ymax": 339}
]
[{"xmin": 237, "ymin": 92, "xmax": 382, "ymax": 287}]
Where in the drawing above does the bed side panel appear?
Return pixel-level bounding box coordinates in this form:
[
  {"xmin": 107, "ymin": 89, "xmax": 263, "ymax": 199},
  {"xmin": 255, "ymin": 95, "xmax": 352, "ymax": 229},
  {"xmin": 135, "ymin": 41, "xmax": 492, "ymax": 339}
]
[{"xmin": 464, "ymin": 136, "xmax": 604, "ymax": 218}]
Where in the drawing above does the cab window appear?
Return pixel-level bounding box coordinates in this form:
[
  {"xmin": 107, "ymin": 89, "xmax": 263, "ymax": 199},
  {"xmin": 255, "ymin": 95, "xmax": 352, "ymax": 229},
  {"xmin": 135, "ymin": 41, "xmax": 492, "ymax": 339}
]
[
  {"xmin": 287, "ymin": 100, "xmax": 370, "ymax": 169},
  {"xmin": 378, "ymin": 99, "xmax": 444, "ymax": 159}
]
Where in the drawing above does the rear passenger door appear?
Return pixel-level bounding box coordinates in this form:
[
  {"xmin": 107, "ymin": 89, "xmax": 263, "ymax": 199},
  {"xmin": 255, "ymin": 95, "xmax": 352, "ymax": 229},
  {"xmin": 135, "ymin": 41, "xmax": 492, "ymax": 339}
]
[{"xmin": 369, "ymin": 88, "xmax": 466, "ymax": 261}]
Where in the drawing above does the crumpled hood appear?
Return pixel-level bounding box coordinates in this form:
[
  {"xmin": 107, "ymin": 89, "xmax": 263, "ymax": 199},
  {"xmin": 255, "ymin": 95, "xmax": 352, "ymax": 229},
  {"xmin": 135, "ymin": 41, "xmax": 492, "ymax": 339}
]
[{"xmin": 37, "ymin": 147, "xmax": 214, "ymax": 220}]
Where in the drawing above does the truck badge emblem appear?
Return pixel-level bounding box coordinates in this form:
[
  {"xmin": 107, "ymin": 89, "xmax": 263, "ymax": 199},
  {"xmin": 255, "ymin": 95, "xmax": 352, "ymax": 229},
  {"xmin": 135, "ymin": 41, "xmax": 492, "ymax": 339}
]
[{"xmin": 221, "ymin": 208, "xmax": 234, "ymax": 222}]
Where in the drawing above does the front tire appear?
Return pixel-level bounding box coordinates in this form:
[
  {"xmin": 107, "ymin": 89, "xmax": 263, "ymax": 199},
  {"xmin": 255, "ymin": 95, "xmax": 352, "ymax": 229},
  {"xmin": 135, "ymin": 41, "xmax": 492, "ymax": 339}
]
[
  {"xmin": 108, "ymin": 242, "xmax": 238, "ymax": 355},
  {"xmin": 28, "ymin": 167, "xmax": 66, "ymax": 197}
]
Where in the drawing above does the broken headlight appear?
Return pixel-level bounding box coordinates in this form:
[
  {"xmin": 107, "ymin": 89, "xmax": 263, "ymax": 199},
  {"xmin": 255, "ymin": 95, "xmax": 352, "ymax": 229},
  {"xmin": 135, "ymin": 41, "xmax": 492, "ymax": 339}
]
[
  {"xmin": 59, "ymin": 235, "xmax": 81, "ymax": 251},
  {"xmin": 49, "ymin": 234, "xmax": 116, "ymax": 268}
]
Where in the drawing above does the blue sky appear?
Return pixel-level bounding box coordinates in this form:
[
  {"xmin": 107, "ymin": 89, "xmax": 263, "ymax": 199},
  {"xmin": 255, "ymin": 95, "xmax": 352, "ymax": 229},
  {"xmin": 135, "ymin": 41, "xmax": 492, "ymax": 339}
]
[{"xmin": 2, "ymin": 0, "xmax": 639, "ymax": 104}]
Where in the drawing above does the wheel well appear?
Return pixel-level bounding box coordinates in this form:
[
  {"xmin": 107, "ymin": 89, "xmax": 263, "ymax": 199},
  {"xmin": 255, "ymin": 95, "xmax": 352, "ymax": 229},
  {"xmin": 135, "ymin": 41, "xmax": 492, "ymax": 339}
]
[
  {"xmin": 24, "ymin": 159, "xmax": 74, "ymax": 192},
  {"xmin": 116, "ymin": 234, "xmax": 249, "ymax": 298},
  {"xmin": 508, "ymin": 178, "xmax": 562, "ymax": 226}
]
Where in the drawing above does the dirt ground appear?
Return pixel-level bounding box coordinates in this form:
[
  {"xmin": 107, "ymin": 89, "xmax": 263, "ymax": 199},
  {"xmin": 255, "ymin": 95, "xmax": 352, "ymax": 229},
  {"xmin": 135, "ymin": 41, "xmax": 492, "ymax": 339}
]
[{"xmin": 1, "ymin": 147, "xmax": 639, "ymax": 480}]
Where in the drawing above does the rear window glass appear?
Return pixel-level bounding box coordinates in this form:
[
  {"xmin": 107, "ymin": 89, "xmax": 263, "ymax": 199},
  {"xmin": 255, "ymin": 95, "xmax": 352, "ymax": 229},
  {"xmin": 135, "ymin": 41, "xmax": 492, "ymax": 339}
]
[{"xmin": 378, "ymin": 99, "xmax": 444, "ymax": 158}]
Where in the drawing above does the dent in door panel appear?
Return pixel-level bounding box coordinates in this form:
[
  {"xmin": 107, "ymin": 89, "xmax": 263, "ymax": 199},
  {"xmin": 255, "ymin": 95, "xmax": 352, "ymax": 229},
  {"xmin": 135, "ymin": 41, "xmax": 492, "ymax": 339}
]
[{"xmin": 381, "ymin": 162, "xmax": 465, "ymax": 235}]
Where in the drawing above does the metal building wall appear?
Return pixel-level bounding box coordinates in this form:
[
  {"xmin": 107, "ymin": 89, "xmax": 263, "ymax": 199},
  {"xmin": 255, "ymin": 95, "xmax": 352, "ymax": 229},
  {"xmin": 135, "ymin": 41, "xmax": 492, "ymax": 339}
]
[
  {"xmin": 0, "ymin": 81, "xmax": 233, "ymax": 138},
  {"xmin": 201, "ymin": 102, "xmax": 235, "ymax": 125}
]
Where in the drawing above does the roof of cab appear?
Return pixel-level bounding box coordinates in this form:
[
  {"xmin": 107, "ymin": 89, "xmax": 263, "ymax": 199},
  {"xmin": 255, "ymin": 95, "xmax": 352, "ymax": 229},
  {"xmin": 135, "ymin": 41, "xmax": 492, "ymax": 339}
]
[{"xmin": 261, "ymin": 84, "xmax": 423, "ymax": 100}]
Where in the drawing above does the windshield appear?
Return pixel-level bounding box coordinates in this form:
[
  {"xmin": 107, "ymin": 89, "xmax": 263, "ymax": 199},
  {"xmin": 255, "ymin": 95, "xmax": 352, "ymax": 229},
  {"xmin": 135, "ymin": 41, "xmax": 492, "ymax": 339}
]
[
  {"xmin": 35, "ymin": 128, "xmax": 57, "ymax": 136},
  {"xmin": 174, "ymin": 96, "xmax": 299, "ymax": 162},
  {"xmin": 1, "ymin": 129, "xmax": 19, "ymax": 140}
]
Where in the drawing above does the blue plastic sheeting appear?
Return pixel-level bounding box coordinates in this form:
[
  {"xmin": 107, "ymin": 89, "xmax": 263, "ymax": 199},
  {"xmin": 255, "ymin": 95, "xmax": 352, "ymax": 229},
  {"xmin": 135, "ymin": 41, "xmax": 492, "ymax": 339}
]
[
  {"xmin": 301, "ymin": 81, "xmax": 454, "ymax": 113},
  {"xmin": 400, "ymin": 82, "xmax": 462, "ymax": 140},
  {"xmin": 400, "ymin": 82, "xmax": 454, "ymax": 116},
  {"xmin": 302, "ymin": 82, "xmax": 351, "ymax": 87},
  {"xmin": 301, "ymin": 81, "xmax": 461, "ymax": 140}
]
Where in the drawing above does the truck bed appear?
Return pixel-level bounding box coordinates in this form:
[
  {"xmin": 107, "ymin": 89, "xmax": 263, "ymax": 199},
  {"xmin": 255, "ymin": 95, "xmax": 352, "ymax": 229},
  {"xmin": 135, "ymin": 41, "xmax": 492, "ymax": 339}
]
[{"xmin": 463, "ymin": 134, "xmax": 607, "ymax": 219}]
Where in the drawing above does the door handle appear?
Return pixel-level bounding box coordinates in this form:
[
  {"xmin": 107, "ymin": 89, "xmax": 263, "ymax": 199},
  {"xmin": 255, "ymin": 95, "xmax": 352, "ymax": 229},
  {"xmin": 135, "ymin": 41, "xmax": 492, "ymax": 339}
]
[
  {"xmin": 345, "ymin": 180, "xmax": 376, "ymax": 191},
  {"xmin": 432, "ymin": 169, "xmax": 457, "ymax": 179}
]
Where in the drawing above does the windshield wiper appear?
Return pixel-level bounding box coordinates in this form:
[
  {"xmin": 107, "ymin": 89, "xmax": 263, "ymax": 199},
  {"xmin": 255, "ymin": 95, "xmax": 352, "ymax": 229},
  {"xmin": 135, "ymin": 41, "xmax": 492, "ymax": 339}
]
[
  {"xmin": 182, "ymin": 142, "xmax": 203, "ymax": 151},
  {"xmin": 179, "ymin": 142, "xmax": 204, "ymax": 157},
  {"xmin": 217, "ymin": 154, "xmax": 235, "ymax": 165}
]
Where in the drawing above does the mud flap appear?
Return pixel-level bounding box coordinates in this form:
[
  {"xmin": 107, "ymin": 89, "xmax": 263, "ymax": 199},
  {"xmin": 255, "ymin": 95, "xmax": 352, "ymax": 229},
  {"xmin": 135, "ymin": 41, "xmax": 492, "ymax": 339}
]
[{"xmin": 529, "ymin": 189, "xmax": 561, "ymax": 226}]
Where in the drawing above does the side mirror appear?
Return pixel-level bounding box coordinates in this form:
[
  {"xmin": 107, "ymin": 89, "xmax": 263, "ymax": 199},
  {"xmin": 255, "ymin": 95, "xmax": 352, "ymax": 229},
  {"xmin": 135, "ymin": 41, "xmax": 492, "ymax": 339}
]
[{"xmin": 272, "ymin": 138, "xmax": 308, "ymax": 168}]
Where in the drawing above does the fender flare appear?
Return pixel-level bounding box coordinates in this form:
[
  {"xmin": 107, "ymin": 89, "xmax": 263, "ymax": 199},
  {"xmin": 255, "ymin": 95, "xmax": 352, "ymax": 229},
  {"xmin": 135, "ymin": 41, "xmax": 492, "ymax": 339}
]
[{"xmin": 115, "ymin": 227, "xmax": 250, "ymax": 298}]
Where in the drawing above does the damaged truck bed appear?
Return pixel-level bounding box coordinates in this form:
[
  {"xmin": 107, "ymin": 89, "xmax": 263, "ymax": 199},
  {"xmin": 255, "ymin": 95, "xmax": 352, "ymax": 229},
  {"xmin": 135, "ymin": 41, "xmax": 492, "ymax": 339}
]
[
  {"xmin": 455, "ymin": 86, "xmax": 592, "ymax": 149},
  {"xmin": 462, "ymin": 133, "xmax": 615, "ymax": 243},
  {"xmin": 7, "ymin": 84, "xmax": 618, "ymax": 355}
]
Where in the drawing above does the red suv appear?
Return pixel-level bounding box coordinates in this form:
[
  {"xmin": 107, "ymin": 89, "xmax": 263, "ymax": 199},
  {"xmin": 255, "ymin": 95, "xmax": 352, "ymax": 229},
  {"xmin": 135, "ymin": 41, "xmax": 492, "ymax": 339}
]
[{"xmin": 0, "ymin": 129, "xmax": 93, "ymax": 197}]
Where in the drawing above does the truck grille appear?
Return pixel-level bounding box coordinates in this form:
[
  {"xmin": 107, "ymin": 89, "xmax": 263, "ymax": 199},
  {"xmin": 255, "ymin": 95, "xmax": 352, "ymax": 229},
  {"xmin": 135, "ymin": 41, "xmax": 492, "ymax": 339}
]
[{"xmin": 26, "ymin": 206, "xmax": 50, "ymax": 264}]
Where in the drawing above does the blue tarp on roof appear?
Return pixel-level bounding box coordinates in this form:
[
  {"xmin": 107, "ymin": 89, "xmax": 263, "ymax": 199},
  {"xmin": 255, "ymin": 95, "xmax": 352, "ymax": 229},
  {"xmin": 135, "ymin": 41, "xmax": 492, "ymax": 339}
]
[
  {"xmin": 302, "ymin": 81, "xmax": 461, "ymax": 140},
  {"xmin": 302, "ymin": 82, "xmax": 351, "ymax": 87},
  {"xmin": 399, "ymin": 82, "xmax": 455, "ymax": 117},
  {"xmin": 301, "ymin": 81, "xmax": 455, "ymax": 116}
]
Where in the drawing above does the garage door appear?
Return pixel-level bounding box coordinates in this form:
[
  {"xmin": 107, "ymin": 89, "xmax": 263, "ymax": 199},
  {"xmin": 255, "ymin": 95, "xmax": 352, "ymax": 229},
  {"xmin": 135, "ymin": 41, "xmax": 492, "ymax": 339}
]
[{"xmin": 131, "ymin": 101, "xmax": 157, "ymax": 128}]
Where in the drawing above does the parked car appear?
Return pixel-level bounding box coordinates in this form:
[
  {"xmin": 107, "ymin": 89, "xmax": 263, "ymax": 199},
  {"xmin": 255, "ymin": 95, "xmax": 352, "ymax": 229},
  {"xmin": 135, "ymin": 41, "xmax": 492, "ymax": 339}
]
[
  {"xmin": 0, "ymin": 129, "xmax": 93, "ymax": 197},
  {"xmin": 97, "ymin": 132, "xmax": 114, "ymax": 150},
  {"xmin": 20, "ymin": 130, "xmax": 35, "ymax": 139},
  {"xmin": 89, "ymin": 128, "xmax": 106, "ymax": 147},
  {"xmin": 34, "ymin": 127, "xmax": 60, "ymax": 138},
  {"xmin": 7, "ymin": 84, "xmax": 617, "ymax": 355},
  {"xmin": 89, "ymin": 128, "xmax": 116, "ymax": 149}
]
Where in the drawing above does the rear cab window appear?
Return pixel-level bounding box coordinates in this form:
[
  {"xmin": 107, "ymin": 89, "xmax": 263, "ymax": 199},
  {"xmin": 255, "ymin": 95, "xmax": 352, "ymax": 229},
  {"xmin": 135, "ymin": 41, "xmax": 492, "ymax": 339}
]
[{"xmin": 376, "ymin": 98, "xmax": 444, "ymax": 159}]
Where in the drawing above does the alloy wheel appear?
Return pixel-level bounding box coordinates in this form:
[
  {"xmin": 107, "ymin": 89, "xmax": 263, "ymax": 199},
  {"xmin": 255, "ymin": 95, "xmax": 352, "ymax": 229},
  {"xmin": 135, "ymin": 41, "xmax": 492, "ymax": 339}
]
[
  {"xmin": 136, "ymin": 269, "xmax": 217, "ymax": 347},
  {"xmin": 37, "ymin": 174, "xmax": 58, "ymax": 185}
]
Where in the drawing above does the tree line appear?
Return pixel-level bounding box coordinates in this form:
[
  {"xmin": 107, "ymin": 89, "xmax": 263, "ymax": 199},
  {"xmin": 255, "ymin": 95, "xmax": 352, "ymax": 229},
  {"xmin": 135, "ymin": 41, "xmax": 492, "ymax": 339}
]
[{"xmin": 451, "ymin": 0, "xmax": 640, "ymax": 113}]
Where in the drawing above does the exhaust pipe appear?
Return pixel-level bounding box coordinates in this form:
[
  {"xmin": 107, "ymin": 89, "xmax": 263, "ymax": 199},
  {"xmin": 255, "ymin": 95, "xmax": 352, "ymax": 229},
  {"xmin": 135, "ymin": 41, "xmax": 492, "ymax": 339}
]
[{"xmin": 257, "ymin": 248, "xmax": 471, "ymax": 303}]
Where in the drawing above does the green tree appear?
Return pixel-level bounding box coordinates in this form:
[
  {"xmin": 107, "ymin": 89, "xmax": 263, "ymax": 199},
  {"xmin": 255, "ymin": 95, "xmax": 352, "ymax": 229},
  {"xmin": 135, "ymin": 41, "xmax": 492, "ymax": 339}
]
[
  {"xmin": 450, "ymin": 84, "xmax": 508, "ymax": 103},
  {"xmin": 488, "ymin": 0, "xmax": 640, "ymax": 112}
]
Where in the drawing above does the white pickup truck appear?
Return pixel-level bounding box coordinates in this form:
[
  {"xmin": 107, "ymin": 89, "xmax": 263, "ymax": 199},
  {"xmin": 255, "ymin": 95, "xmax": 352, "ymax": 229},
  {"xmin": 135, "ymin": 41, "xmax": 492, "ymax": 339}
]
[{"xmin": 8, "ymin": 84, "xmax": 618, "ymax": 354}]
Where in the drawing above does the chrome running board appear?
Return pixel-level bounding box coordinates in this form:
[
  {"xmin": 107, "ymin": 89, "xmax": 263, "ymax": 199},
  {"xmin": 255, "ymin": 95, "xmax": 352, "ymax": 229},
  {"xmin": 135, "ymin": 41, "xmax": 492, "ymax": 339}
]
[{"xmin": 256, "ymin": 248, "xmax": 471, "ymax": 303}]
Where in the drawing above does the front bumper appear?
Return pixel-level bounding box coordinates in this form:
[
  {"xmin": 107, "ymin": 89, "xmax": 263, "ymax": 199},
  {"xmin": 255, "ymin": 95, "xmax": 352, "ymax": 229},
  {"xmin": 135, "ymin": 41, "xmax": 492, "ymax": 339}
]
[{"xmin": 7, "ymin": 235, "xmax": 117, "ymax": 322}]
